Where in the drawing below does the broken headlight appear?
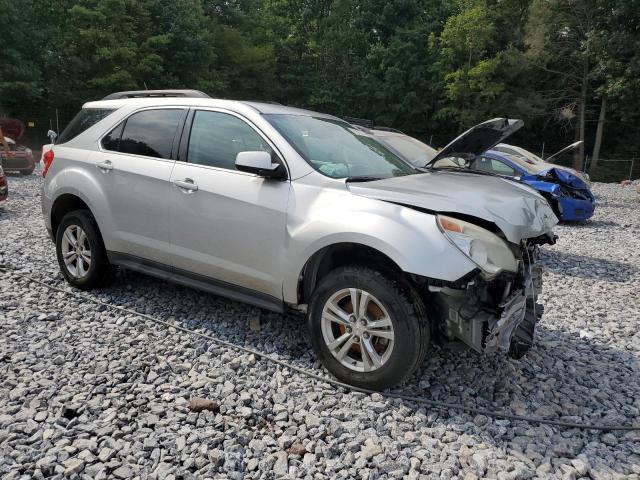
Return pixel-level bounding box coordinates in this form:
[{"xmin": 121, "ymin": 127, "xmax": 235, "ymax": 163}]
[{"xmin": 437, "ymin": 215, "xmax": 518, "ymax": 276}]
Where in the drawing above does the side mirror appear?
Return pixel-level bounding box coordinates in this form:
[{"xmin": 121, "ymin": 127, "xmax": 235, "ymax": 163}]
[
  {"xmin": 235, "ymin": 151, "xmax": 285, "ymax": 179},
  {"xmin": 47, "ymin": 130, "xmax": 57, "ymax": 143}
]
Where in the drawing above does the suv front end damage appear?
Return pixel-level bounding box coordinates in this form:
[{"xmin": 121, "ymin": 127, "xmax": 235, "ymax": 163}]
[{"xmin": 428, "ymin": 240, "xmax": 545, "ymax": 358}]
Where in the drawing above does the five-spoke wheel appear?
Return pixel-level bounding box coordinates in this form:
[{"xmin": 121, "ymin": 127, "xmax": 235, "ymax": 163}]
[
  {"xmin": 55, "ymin": 210, "xmax": 113, "ymax": 290},
  {"xmin": 60, "ymin": 225, "xmax": 92, "ymax": 279},
  {"xmin": 308, "ymin": 266, "xmax": 429, "ymax": 390},
  {"xmin": 321, "ymin": 288, "xmax": 395, "ymax": 372}
]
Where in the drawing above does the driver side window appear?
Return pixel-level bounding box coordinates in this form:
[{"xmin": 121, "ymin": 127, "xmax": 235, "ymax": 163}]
[{"xmin": 187, "ymin": 111, "xmax": 273, "ymax": 170}]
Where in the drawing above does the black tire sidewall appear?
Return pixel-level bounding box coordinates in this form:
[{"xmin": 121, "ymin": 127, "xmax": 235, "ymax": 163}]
[
  {"xmin": 308, "ymin": 266, "xmax": 427, "ymax": 390},
  {"xmin": 55, "ymin": 210, "xmax": 109, "ymax": 290}
]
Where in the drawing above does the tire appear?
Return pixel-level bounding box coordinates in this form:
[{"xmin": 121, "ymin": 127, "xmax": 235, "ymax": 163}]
[
  {"xmin": 308, "ymin": 265, "xmax": 429, "ymax": 390},
  {"xmin": 20, "ymin": 168, "xmax": 34, "ymax": 176},
  {"xmin": 55, "ymin": 210, "xmax": 113, "ymax": 290}
]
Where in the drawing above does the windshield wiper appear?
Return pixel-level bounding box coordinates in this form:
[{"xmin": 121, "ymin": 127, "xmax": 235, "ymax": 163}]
[{"xmin": 345, "ymin": 175, "xmax": 388, "ymax": 183}]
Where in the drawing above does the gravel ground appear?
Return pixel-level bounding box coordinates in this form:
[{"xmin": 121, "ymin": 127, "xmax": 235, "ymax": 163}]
[{"xmin": 1, "ymin": 171, "xmax": 639, "ymax": 480}]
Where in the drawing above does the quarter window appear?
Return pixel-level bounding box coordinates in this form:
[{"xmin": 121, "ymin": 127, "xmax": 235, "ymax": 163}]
[
  {"xmin": 101, "ymin": 122, "xmax": 124, "ymax": 151},
  {"xmin": 114, "ymin": 109, "xmax": 183, "ymax": 159},
  {"xmin": 57, "ymin": 108, "xmax": 115, "ymax": 144},
  {"xmin": 187, "ymin": 111, "xmax": 272, "ymax": 170}
]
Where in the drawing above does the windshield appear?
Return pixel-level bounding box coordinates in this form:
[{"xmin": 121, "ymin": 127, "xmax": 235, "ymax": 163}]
[
  {"xmin": 496, "ymin": 152, "xmax": 546, "ymax": 175},
  {"xmin": 264, "ymin": 114, "xmax": 415, "ymax": 179},
  {"xmin": 376, "ymin": 133, "xmax": 438, "ymax": 167},
  {"xmin": 494, "ymin": 144, "xmax": 544, "ymax": 163}
]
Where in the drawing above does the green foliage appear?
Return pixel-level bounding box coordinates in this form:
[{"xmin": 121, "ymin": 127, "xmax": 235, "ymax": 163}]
[{"xmin": 1, "ymin": 0, "xmax": 639, "ymax": 177}]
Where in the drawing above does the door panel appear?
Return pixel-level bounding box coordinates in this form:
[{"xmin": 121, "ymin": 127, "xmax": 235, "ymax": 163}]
[
  {"xmin": 93, "ymin": 108, "xmax": 184, "ymax": 262},
  {"xmin": 91, "ymin": 150, "xmax": 175, "ymax": 263},
  {"xmin": 169, "ymin": 109, "xmax": 290, "ymax": 299},
  {"xmin": 169, "ymin": 163, "xmax": 290, "ymax": 299}
]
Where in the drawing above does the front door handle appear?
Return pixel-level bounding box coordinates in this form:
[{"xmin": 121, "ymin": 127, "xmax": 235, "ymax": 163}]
[
  {"xmin": 96, "ymin": 160, "xmax": 114, "ymax": 172},
  {"xmin": 173, "ymin": 178, "xmax": 198, "ymax": 192}
]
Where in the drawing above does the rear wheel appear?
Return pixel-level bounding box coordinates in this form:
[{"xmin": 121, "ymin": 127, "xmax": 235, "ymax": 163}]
[
  {"xmin": 56, "ymin": 210, "xmax": 113, "ymax": 290},
  {"xmin": 308, "ymin": 266, "xmax": 429, "ymax": 390},
  {"xmin": 20, "ymin": 168, "xmax": 34, "ymax": 176}
]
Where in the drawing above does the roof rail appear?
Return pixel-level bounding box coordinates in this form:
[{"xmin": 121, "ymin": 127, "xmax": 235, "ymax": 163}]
[
  {"xmin": 343, "ymin": 116, "xmax": 374, "ymax": 128},
  {"xmin": 372, "ymin": 126, "xmax": 405, "ymax": 134},
  {"xmin": 102, "ymin": 89, "xmax": 211, "ymax": 100}
]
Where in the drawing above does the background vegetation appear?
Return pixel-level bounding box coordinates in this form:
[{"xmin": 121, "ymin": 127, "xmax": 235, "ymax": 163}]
[{"xmin": 1, "ymin": 0, "xmax": 639, "ymax": 180}]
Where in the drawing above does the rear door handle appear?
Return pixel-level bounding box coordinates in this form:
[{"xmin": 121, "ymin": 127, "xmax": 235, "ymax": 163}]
[
  {"xmin": 173, "ymin": 178, "xmax": 198, "ymax": 192},
  {"xmin": 96, "ymin": 160, "xmax": 114, "ymax": 172}
]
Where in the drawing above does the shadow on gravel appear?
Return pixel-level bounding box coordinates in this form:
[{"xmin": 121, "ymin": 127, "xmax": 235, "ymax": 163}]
[
  {"xmin": 597, "ymin": 200, "xmax": 638, "ymax": 210},
  {"xmin": 539, "ymin": 250, "xmax": 636, "ymax": 282},
  {"xmin": 560, "ymin": 219, "xmax": 618, "ymax": 228},
  {"xmin": 98, "ymin": 270, "xmax": 639, "ymax": 430}
]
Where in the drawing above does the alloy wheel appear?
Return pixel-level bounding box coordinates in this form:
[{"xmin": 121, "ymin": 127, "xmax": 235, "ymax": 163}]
[
  {"xmin": 320, "ymin": 288, "xmax": 395, "ymax": 372},
  {"xmin": 61, "ymin": 225, "xmax": 92, "ymax": 279}
]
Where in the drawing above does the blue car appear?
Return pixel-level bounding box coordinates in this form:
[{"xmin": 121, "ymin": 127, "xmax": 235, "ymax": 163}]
[
  {"xmin": 475, "ymin": 149, "xmax": 595, "ymax": 222},
  {"xmin": 357, "ymin": 120, "xmax": 595, "ymax": 222}
]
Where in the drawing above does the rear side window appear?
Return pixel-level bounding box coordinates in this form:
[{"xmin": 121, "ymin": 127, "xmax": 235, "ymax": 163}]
[
  {"xmin": 187, "ymin": 110, "xmax": 272, "ymax": 170},
  {"xmin": 57, "ymin": 108, "xmax": 115, "ymax": 144},
  {"xmin": 108, "ymin": 109, "xmax": 183, "ymax": 159}
]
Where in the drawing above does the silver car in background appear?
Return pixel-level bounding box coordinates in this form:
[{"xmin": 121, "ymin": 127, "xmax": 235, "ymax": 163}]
[{"xmin": 41, "ymin": 90, "xmax": 557, "ymax": 389}]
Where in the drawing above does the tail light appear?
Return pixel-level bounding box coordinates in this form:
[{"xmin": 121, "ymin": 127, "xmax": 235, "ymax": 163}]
[{"xmin": 42, "ymin": 149, "xmax": 54, "ymax": 177}]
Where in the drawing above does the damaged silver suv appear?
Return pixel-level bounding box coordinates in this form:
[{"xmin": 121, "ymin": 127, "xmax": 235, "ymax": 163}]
[{"xmin": 41, "ymin": 90, "xmax": 557, "ymax": 389}]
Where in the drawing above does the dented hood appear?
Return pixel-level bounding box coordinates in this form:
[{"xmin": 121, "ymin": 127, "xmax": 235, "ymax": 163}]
[
  {"xmin": 428, "ymin": 118, "xmax": 524, "ymax": 166},
  {"xmin": 348, "ymin": 172, "xmax": 557, "ymax": 243}
]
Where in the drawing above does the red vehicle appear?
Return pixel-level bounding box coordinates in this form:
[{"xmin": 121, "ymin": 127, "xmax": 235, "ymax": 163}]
[
  {"xmin": 0, "ymin": 165, "xmax": 7, "ymax": 202},
  {"xmin": 0, "ymin": 119, "xmax": 36, "ymax": 175}
]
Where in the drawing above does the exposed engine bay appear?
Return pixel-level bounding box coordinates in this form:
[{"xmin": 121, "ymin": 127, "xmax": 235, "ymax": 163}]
[{"xmin": 425, "ymin": 241, "xmax": 544, "ymax": 358}]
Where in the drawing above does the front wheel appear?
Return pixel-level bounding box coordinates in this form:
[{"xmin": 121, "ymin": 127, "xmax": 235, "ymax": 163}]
[{"xmin": 308, "ymin": 266, "xmax": 429, "ymax": 390}]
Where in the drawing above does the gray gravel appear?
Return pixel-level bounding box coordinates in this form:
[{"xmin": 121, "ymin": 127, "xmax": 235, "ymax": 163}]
[{"xmin": 1, "ymin": 170, "xmax": 639, "ymax": 479}]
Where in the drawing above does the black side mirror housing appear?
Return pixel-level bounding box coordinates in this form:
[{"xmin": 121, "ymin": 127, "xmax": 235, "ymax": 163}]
[{"xmin": 235, "ymin": 151, "xmax": 286, "ymax": 179}]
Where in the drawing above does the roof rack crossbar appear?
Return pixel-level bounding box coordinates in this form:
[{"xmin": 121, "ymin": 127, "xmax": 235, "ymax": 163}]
[{"xmin": 102, "ymin": 89, "xmax": 211, "ymax": 100}]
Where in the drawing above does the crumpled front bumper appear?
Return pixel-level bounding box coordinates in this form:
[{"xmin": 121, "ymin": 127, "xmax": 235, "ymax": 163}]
[
  {"xmin": 436, "ymin": 262, "xmax": 543, "ymax": 356},
  {"xmin": 484, "ymin": 264, "xmax": 542, "ymax": 354}
]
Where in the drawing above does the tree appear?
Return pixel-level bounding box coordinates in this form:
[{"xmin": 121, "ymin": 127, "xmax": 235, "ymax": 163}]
[{"xmin": 524, "ymin": 0, "xmax": 598, "ymax": 170}]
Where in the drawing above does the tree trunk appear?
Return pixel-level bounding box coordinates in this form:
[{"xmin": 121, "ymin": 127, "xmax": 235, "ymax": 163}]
[
  {"xmin": 591, "ymin": 96, "xmax": 606, "ymax": 172},
  {"xmin": 573, "ymin": 60, "xmax": 588, "ymax": 171}
]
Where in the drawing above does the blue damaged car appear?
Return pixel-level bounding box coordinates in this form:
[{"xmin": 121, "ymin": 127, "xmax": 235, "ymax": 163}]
[
  {"xmin": 358, "ymin": 121, "xmax": 595, "ymax": 222},
  {"xmin": 476, "ymin": 148, "xmax": 595, "ymax": 222}
]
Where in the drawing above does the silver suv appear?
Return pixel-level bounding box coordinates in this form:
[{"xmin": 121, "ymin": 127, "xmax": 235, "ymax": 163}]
[{"xmin": 41, "ymin": 90, "xmax": 557, "ymax": 390}]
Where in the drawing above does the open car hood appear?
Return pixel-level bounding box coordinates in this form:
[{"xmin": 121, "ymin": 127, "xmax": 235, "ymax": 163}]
[
  {"xmin": 546, "ymin": 140, "xmax": 583, "ymax": 163},
  {"xmin": 348, "ymin": 171, "xmax": 557, "ymax": 243},
  {"xmin": 427, "ymin": 118, "xmax": 524, "ymax": 166}
]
